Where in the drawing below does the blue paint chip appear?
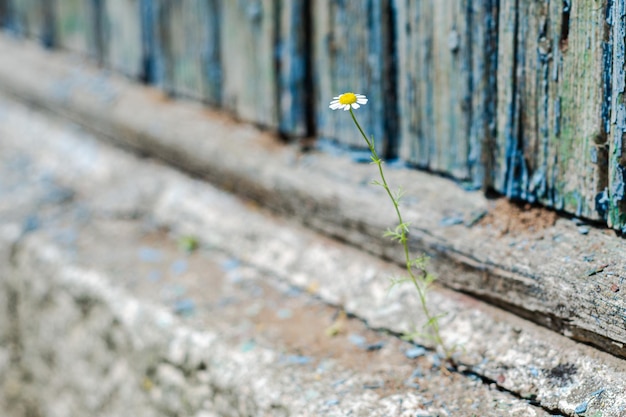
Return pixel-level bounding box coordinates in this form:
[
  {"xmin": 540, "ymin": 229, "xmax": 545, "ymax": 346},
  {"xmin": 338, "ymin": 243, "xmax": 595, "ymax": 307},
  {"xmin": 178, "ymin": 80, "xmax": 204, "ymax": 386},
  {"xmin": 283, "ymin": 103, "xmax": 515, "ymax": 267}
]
[
  {"xmin": 363, "ymin": 381, "xmax": 384, "ymax": 390},
  {"xmin": 282, "ymin": 355, "xmax": 313, "ymax": 365},
  {"xmin": 410, "ymin": 367, "xmax": 424, "ymax": 379},
  {"xmin": 173, "ymin": 298, "xmax": 195, "ymax": 316},
  {"xmin": 138, "ymin": 247, "xmax": 163, "ymax": 263},
  {"xmin": 404, "ymin": 346, "xmax": 427, "ymax": 359},
  {"xmin": 240, "ymin": 340, "xmax": 256, "ymax": 352},
  {"xmin": 221, "ymin": 258, "xmax": 240, "ymax": 271},
  {"xmin": 42, "ymin": 186, "xmax": 74, "ymax": 204},
  {"xmin": 276, "ymin": 308, "xmax": 292, "ymax": 319},
  {"xmin": 324, "ymin": 398, "xmax": 340, "ymax": 406},
  {"xmin": 170, "ymin": 259, "xmax": 188, "ymax": 276},
  {"xmin": 284, "ymin": 286, "xmax": 303, "ymax": 297},
  {"xmin": 365, "ymin": 341, "xmax": 386, "ymax": 351},
  {"xmin": 147, "ymin": 270, "xmax": 162, "ymax": 282},
  {"xmin": 348, "ymin": 334, "xmax": 366, "ymax": 348},
  {"xmin": 574, "ymin": 401, "xmax": 588, "ymax": 414},
  {"xmin": 440, "ymin": 216, "xmax": 464, "ymax": 227},
  {"xmin": 22, "ymin": 215, "xmax": 40, "ymax": 233},
  {"xmin": 54, "ymin": 228, "xmax": 77, "ymax": 245},
  {"xmin": 404, "ymin": 379, "xmax": 420, "ymax": 389}
]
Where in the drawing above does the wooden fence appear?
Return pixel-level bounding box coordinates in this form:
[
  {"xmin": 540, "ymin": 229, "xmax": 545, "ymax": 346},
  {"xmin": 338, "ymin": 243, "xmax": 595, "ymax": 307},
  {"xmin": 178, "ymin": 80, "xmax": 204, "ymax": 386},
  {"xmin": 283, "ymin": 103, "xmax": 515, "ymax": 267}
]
[{"xmin": 2, "ymin": 0, "xmax": 626, "ymax": 231}]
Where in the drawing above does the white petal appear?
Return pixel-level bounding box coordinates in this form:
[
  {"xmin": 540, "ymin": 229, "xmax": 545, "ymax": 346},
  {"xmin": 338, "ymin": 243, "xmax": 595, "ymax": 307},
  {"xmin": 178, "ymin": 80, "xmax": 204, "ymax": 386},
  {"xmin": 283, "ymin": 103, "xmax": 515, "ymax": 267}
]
[
  {"xmin": 355, "ymin": 94, "xmax": 366, "ymax": 99},
  {"xmin": 343, "ymin": 106, "xmax": 350, "ymax": 111},
  {"xmin": 352, "ymin": 103, "xmax": 360, "ymax": 109},
  {"xmin": 357, "ymin": 98, "xmax": 368, "ymax": 104},
  {"xmin": 329, "ymin": 103, "xmax": 341, "ymax": 110}
]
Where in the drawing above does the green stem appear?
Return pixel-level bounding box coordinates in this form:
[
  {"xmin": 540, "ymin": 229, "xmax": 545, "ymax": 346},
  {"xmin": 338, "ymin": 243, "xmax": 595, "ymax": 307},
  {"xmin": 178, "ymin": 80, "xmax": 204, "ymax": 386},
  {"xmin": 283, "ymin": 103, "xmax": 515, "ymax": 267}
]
[{"xmin": 348, "ymin": 108, "xmax": 449, "ymax": 358}]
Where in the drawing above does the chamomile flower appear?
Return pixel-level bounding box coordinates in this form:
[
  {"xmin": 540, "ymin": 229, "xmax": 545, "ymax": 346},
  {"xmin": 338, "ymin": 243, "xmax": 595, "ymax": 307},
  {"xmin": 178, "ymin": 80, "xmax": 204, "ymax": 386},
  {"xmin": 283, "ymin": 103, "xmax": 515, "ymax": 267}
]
[{"xmin": 329, "ymin": 92, "xmax": 368, "ymax": 111}]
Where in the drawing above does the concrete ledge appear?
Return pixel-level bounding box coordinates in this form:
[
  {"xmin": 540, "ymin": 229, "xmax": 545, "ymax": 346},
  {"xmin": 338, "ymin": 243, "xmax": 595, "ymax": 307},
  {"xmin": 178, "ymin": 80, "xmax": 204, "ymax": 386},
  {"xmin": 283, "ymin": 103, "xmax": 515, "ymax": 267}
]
[{"xmin": 2, "ymin": 94, "xmax": 626, "ymax": 415}]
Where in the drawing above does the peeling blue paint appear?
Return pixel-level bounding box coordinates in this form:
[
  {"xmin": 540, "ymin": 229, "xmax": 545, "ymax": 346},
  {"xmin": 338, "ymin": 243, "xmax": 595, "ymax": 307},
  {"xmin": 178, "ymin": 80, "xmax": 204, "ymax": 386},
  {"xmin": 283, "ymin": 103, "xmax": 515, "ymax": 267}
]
[
  {"xmin": 140, "ymin": 0, "xmax": 158, "ymax": 83},
  {"xmin": 5, "ymin": 0, "xmax": 626, "ymax": 228}
]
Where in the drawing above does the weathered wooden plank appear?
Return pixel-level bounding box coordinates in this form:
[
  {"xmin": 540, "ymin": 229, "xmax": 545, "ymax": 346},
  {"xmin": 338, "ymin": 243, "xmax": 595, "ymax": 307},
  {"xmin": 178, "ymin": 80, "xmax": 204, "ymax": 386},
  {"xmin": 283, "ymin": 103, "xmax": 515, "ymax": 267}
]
[
  {"xmin": 549, "ymin": 0, "xmax": 608, "ymax": 220},
  {"xmin": 151, "ymin": 0, "xmax": 221, "ymax": 104},
  {"xmin": 608, "ymin": 1, "xmax": 626, "ymax": 231},
  {"xmin": 313, "ymin": 0, "xmax": 390, "ymax": 153},
  {"xmin": 53, "ymin": 0, "xmax": 97, "ymax": 57},
  {"xmin": 276, "ymin": 0, "xmax": 308, "ymax": 137},
  {"xmin": 220, "ymin": 0, "xmax": 277, "ymax": 128},
  {"xmin": 101, "ymin": 0, "xmax": 143, "ymax": 79},
  {"xmin": 396, "ymin": 0, "xmax": 497, "ymax": 185},
  {"xmin": 495, "ymin": 0, "xmax": 609, "ymax": 221},
  {"xmin": 468, "ymin": 0, "xmax": 498, "ymax": 188},
  {"xmin": 0, "ymin": 0, "xmax": 7, "ymax": 28},
  {"xmin": 139, "ymin": 0, "xmax": 163, "ymax": 85},
  {"xmin": 0, "ymin": 1, "xmax": 17, "ymax": 32},
  {"xmin": 8, "ymin": 0, "xmax": 53, "ymax": 46}
]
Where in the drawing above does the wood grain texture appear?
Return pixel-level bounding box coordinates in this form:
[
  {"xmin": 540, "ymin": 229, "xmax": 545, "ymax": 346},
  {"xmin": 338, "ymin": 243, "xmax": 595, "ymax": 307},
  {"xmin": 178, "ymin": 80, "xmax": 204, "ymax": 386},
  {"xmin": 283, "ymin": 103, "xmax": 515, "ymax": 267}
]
[
  {"xmin": 221, "ymin": 0, "xmax": 277, "ymax": 127},
  {"xmin": 395, "ymin": 0, "xmax": 497, "ymax": 186},
  {"xmin": 0, "ymin": 0, "xmax": 7, "ymax": 27},
  {"xmin": 495, "ymin": 0, "xmax": 609, "ymax": 220},
  {"xmin": 8, "ymin": 0, "xmax": 53, "ymax": 46},
  {"xmin": 276, "ymin": 0, "xmax": 308, "ymax": 137},
  {"xmin": 53, "ymin": 0, "xmax": 97, "ymax": 57},
  {"xmin": 313, "ymin": 0, "xmax": 391, "ymax": 153},
  {"xmin": 150, "ymin": 0, "xmax": 221, "ymax": 104},
  {"xmin": 101, "ymin": 0, "xmax": 143, "ymax": 79},
  {"xmin": 608, "ymin": 1, "xmax": 626, "ymax": 231}
]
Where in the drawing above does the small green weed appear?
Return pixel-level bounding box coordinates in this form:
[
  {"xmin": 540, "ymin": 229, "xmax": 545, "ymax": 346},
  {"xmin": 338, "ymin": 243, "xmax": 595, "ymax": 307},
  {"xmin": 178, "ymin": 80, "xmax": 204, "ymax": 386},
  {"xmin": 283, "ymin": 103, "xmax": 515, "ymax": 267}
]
[{"xmin": 330, "ymin": 92, "xmax": 454, "ymax": 361}]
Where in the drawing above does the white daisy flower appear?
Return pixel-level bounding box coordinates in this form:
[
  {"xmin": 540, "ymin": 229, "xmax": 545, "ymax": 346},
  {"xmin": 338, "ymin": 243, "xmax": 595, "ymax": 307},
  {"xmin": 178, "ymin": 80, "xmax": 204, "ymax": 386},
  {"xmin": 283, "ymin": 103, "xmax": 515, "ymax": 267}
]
[{"xmin": 329, "ymin": 92, "xmax": 368, "ymax": 111}]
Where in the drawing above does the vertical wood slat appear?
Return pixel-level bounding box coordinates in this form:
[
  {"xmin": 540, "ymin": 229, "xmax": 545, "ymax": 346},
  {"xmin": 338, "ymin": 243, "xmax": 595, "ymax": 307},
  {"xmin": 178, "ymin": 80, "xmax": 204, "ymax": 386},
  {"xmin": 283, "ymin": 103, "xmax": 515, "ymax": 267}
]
[
  {"xmin": 495, "ymin": 0, "xmax": 609, "ymax": 220},
  {"xmin": 147, "ymin": 0, "xmax": 308, "ymax": 135},
  {"xmin": 220, "ymin": 0, "xmax": 278, "ymax": 128},
  {"xmin": 101, "ymin": 0, "xmax": 143, "ymax": 79},
  {"xmin": 53, "ymin": 0, "xmax": 98, "ymax": 58},
  {"xmin": 395, "ymin": 0, "xmax": 497, "ymax": 186},
  {"xmin": 609, "ymin": 1, "xmax": 626, "ymax": 231},
  {"xmin": 276, "ymin": 0, "xmax": 308, "ymax": 137},
  {"xmin": 313, "ymin": 0, "xmax": 390, "ymax": 153},
  {"xmin": 0, "ymin": 0, "xmax": 7, "ymax": 28},
  {"xmin": 1, "ymin": 1, "xmax": 18, "ymax": 32},
  {"xmin": 150, "ymin": 0, "xmax": 221, "ymax": 104},
  {"xmin": 7, "ymin": 0, "xmax": 53, "ymax": 46}
]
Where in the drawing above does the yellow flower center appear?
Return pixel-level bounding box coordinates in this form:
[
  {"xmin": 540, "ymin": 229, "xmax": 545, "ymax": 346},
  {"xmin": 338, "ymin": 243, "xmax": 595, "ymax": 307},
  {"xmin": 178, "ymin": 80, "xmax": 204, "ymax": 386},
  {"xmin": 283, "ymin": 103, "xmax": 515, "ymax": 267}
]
[{"xmin": 338, "ymin": 92, "xmax": 357, "ymax": 105}]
